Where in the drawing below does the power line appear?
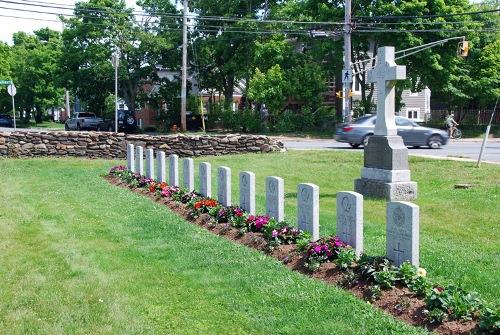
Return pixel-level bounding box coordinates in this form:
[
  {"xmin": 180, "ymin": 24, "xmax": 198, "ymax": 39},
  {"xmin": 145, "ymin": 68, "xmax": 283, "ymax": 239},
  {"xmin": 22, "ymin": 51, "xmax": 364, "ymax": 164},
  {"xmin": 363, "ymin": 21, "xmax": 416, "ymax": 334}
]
[
  {"xmin": 356, "ymin": 28, "xmax": 500, "ymax": 33},
  {"xmin": 1, "ymin": 0, "xmax": 346, "ymax": 25},
  {"xmin": 354, "ymin": 8, "xmax": 500, "ymax": 21}
]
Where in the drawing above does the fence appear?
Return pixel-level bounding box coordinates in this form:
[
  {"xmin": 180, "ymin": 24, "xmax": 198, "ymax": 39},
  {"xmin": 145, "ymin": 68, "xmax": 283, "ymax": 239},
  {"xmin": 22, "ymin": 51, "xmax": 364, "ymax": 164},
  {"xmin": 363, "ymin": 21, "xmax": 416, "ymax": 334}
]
[{"xmin": 429, "ymin": 109, "xmax": 499, "ymax": 125}]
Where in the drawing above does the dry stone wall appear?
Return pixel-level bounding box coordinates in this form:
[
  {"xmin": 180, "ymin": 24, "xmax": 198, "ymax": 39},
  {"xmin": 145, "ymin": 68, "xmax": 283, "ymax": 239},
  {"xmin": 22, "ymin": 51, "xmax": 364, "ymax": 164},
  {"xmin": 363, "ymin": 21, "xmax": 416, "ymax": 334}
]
[{"xmin": 0, "ymin": 131, "xmax": 284, "ymax": 159}]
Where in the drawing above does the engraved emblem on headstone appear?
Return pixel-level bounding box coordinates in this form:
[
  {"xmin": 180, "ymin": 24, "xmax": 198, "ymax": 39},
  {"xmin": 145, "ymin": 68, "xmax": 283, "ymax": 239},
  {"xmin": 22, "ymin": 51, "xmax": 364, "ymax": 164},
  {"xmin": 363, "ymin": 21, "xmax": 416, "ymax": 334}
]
[
  {"xmin": 341, "ymin": 196, "xmax": 351, "ymax": 212},
  {"xmin": 393, "ymin": 206, "xmax": 405, "ymax": 228}
]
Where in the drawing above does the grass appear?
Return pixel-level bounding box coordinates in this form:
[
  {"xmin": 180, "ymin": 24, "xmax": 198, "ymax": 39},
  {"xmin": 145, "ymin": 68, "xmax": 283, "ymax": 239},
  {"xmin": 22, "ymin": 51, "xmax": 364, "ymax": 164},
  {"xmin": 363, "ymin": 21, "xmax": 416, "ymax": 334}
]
[
  {"xmin": 188, "ymin": 151, "xmax": 499, "ymax": 302},
  {"xmin": 15, "ymin": 120, "xmax": 65, "ymax": 129},
  {"xmin": 0, "ymin": 158, "xmax": 428, "ymax": 334}
]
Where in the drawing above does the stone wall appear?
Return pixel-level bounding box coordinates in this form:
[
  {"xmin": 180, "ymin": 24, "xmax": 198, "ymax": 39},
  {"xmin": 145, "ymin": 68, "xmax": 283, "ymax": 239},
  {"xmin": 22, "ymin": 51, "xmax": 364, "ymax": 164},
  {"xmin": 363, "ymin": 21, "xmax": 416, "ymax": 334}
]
[{"xmin": 0, "ymin": 131, "xmax": 284, "ymax": 159}]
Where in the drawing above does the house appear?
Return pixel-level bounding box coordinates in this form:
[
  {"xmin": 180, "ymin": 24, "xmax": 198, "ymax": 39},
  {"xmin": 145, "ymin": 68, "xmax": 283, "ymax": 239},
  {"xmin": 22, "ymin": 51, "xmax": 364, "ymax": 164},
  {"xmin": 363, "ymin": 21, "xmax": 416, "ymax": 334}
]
[{"xmin": 350, "ymin": 75, "xmax": 431, "ymax": 122}]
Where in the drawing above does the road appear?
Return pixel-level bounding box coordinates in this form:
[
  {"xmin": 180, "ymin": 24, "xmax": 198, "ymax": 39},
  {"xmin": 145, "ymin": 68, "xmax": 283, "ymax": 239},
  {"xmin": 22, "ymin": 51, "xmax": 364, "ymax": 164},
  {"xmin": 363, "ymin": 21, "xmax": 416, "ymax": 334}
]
[{"xmin": 281, "ymin": 138, "xmax": 500, "ymax": 163}]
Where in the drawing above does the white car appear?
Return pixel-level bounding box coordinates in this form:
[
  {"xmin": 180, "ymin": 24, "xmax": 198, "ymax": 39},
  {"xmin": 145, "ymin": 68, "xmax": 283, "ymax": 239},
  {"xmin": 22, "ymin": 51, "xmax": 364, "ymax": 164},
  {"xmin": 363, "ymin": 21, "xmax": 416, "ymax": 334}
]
[{"xmin": 65, "ymin": 113, "xmax": 103, "ymax": 131}]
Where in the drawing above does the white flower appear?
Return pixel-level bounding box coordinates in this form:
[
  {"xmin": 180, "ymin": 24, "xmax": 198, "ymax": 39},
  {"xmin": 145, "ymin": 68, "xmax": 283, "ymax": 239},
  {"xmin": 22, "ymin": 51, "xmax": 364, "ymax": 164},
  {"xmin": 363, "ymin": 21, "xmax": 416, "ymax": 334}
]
[{"xmin": 417, "ymin": 267, "xmax": 427, "ymax": 277}]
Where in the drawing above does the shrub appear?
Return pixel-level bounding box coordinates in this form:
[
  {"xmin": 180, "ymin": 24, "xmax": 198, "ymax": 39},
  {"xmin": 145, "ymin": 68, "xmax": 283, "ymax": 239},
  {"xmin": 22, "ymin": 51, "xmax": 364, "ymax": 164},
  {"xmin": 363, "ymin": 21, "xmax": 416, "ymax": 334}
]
[
  {"xmin": 336, "ymin": 247, "xmax": 358, "ymax": 270},
  {"xmin": 426, "ymin": 285, "xmax": 482, "ymax": 322},
  {"xmin": 373, "ymin": 269, "xmax": 398, "ymax": 289},
  {"xmin": 478, "ymin": 307, "xmax": 500, "ymax": 334}
]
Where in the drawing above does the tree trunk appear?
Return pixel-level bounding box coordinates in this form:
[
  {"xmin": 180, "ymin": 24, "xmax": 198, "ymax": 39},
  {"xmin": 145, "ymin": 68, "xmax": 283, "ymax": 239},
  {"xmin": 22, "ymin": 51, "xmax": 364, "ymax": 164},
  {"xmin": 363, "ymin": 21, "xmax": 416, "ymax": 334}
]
[
  {"xmin": 35, "ymin": 106, "xmax": 43, "ymax": 123},
  {"xmin": 224, "ymin": 74, "xmax": 234, "ymax": 110}
]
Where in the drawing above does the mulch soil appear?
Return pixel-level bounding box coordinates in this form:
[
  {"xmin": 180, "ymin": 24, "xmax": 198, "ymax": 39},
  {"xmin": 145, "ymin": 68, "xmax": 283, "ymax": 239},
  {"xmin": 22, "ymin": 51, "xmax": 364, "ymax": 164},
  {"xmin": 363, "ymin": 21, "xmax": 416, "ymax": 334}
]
[{"xmin": 105, "ymin": 175, "xmax": 477, "ymax": 335}]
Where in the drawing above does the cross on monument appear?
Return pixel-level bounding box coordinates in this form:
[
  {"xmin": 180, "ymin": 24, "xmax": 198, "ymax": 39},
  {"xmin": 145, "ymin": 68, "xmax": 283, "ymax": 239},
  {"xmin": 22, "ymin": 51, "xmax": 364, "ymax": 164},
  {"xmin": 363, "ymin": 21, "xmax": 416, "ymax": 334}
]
[
  {"xmin": 393, "ymin": 242, "xmax": 405, "ymax": 265},
  {"xmin": 367, "ymin": 46, "xmax": 406, "ymax": 136}
]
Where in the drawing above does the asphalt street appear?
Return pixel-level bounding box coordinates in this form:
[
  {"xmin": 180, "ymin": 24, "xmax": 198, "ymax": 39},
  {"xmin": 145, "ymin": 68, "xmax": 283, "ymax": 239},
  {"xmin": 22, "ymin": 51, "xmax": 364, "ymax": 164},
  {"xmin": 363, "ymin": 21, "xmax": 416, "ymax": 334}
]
[{"xmin": 281, "ymin": 138, "xmax": 500, "ymax": 163}]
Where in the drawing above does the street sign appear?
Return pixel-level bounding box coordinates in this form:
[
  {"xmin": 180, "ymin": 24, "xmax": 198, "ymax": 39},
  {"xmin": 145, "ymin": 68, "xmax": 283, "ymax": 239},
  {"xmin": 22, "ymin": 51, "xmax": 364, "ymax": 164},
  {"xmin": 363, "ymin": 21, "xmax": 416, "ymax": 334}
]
[
  {"xmin": 7, "ymin": 84, "xmax": 16, "ymax": 96},
  {"xmin": 0, "ymin": 80, "xmax": 12, "ymax": 85},
  {"xmin": 342, "ymin": 68, "xmax": 353, "ymax": 84}
]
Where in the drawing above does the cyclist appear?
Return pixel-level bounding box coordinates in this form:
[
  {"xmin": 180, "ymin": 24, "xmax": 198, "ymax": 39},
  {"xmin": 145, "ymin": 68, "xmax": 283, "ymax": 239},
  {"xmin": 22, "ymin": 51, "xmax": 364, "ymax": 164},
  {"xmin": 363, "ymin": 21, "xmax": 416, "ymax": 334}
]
[{"xmin": 446, "ymin": 113, "xmax": 459, "ymax": 138}]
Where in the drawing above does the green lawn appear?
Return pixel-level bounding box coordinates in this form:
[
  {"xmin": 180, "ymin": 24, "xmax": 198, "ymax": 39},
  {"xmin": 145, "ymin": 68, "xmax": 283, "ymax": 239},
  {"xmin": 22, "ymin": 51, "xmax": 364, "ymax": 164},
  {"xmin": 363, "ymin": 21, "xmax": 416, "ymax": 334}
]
[
  {"xmin": 0, "ymin": 158, "xmax": 427, "ymax": 334},
  {"xmin": 189, "ymin": 151, "xmax": 499, "ymax": 303},
  {"xmin": 15, "ymin": 120, "xmax": 65, "ymax": 129}
]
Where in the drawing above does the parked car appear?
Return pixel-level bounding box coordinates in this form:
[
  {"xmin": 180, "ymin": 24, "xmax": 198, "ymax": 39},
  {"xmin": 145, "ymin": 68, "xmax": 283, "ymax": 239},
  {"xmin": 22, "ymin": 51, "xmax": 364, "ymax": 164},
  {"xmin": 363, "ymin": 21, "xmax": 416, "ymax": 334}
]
[
  {"xmin": 65, "ymin": 112, "xmax": 103, "ymax": 131},
  {"xmin": 335, "ymin": 114, "xmax": 449, "ymax": 149},
  {"xmin": 0, "ymin": 114, "xmax": 14, "ymax": 128},
  {"xmin": 99, "ymin": 110, "xmax": 137, "ymax": 133}
]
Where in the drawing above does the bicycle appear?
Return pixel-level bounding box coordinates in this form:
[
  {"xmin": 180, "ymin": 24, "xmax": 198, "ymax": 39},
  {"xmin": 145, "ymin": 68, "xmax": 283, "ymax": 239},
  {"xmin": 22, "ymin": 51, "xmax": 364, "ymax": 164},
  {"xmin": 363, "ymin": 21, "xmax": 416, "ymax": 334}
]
[{"xmin": 450, "ymin": 127, "xmax": 462, "ymax": 139}]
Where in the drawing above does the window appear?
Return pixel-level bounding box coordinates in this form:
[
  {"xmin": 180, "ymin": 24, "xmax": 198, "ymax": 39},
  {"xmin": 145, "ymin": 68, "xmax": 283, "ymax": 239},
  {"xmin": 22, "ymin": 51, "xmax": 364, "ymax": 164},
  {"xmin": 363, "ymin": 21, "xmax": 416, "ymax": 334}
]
[
  {"xmin": 395, "ymin": 117, "xmax": 413, "ymax": 126},
  {"xmin": 406, "ymin": 108, "xmax": 420, "ymax": 120},
  {"xmin": 352, "ymin": 75, "xmax": 361, "ymax": 93}
]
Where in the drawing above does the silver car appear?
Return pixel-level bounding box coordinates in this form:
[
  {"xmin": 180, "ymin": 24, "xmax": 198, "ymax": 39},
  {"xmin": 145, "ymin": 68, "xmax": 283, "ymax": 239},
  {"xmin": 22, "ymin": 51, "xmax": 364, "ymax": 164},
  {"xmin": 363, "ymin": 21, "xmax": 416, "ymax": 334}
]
[
  {"xmin": 335, "ymin": 114, "xmax": 449, "ymax": 149},
  {"xmin": 65, "ymin": 112, "xmax": 103, "ymax": 131}
]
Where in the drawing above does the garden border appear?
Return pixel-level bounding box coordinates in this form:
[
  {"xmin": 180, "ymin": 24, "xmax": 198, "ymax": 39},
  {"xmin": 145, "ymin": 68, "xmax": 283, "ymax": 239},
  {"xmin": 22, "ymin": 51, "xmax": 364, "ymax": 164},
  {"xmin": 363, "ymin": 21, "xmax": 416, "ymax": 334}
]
[{"xmin": 105, "ymin": 174, "xmax": 484, "ymax": 335}]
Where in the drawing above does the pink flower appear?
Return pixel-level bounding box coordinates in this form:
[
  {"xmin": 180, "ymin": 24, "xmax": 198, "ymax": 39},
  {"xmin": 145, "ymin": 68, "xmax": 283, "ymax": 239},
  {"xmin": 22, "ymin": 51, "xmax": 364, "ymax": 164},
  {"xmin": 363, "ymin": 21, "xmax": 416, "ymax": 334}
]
[{"xmin": 272, "ymin": 230, "xmax": 279, "ymax": 238}]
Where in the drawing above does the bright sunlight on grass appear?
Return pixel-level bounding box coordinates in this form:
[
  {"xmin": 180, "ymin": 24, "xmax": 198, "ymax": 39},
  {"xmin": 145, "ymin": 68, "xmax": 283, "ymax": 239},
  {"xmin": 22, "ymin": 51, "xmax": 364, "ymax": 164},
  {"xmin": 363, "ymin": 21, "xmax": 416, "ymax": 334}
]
[{"xmin": 0, "ymin": 157, "xmax": 428, "ymax": 334}]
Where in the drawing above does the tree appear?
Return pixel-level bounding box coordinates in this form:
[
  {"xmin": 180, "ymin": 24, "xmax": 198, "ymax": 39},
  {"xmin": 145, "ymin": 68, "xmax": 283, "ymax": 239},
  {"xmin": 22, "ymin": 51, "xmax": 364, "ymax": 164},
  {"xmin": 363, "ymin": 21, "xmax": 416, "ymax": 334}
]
[
  {"xmin": 0, "ymin": 42, "xmax": 13, "ymax": 114},
  {"xmin": 10, "ymin": 29, "xmax": 64, "ymax": 122},
  {"xmin": 191, "ymin": 0, "xmax": 272, "ymax": 107},
  {"xmin": 60, "ymin": 0, "xmax": 179, "ymax": 115},
  {"xmin": 248, "ymin": 64, "xmax": 288, "ymax": 117}
]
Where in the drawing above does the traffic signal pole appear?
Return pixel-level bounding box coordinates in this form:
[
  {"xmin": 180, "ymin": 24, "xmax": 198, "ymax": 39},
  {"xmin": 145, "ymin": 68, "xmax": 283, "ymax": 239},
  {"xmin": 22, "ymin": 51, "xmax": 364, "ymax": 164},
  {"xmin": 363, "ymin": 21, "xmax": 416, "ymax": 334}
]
[{"xmin": 342, "ymin": 0, "xmax": 352, "ymax": 122}]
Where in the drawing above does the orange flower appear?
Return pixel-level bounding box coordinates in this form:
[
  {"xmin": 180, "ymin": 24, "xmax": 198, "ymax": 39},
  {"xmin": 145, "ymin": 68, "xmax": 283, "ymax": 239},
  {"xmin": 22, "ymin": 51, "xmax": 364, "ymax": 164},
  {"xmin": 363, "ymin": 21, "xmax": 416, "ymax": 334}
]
[{"xmin": 149, "ymin": 182, "xmax": 156, "ymax": 192}]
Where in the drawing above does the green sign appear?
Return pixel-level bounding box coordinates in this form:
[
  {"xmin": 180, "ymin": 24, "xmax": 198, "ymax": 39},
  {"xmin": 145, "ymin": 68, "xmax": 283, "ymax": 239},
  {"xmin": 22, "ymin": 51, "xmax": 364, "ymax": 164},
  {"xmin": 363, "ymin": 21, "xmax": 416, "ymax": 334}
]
[{"xmin": 0, "ymin": 80, "xmax": 12, "ymax": 85}]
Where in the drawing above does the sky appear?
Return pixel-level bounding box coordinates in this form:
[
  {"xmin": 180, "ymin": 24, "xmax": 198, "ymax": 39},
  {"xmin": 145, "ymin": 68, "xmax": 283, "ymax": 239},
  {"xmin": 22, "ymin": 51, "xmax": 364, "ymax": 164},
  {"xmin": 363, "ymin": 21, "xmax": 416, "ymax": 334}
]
[{"xmin": 0, "ymin": 0, "xmax": 141, "ymax": 44}]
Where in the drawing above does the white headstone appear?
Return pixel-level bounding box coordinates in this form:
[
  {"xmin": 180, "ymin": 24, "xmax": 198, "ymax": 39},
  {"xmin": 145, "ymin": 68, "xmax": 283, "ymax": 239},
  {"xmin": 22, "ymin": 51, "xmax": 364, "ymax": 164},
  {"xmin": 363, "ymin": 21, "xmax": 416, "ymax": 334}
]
[
  {"xmin": 182, "ymin": 158, "xmax": 194, "ymax": 191},
  {"xmin": 367, "ymin": 46, "xmax": 406, "ymax": 136},
  {"xmin": 127, "ymin": 143, "xmax": 135, "ymax": 172},
  {"xmin": 336, "ymin": 191, "xmax": 363, "ymax": 256},
  {"xmin": 386, "ymin": 201, "xmax": 419, "ymax": 267},
  {"xmin": 297, "ymin": 183, "xmax": 319, "ymax": 241},
  {"xmin": 239, "ymin": 171, "xmax": 255, "ymax": 215},
  {"xmin": 217, "ymin": 166, "xmax": 231, "ymax": 207},
  {"xmin": 145, "ymin": 148, "xmax": 154, "ymax": 179},
  {"xmin": 169, "ymin": 154, "xmax": 179, "ymax": 186},
  {"xmin": 199, "ymin": 162, "xmax": 211, "ymax": 197},
  {"xmin": 135, "ymin": 146, "xmax": 144, "ymax": 175},
  {"xmin": 266, "ymin": 176, "xmax": 284, "ymax": 221},
  {"xmin": 156, "ymin": 151, "xmax": 166, "ymax": 182}
]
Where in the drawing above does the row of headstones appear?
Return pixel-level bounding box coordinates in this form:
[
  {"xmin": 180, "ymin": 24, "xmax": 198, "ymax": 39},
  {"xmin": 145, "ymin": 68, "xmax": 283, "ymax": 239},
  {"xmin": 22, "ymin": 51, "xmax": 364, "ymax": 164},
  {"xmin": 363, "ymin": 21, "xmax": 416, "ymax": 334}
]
[{"xmin": 126, "ymin": 144, "xmax": 419, "ymax": 267}]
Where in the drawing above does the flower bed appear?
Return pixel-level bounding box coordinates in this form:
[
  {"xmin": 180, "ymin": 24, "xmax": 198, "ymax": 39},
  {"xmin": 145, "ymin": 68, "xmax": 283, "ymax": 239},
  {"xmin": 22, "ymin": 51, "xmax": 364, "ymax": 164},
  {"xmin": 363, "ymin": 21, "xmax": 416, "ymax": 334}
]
[{"xmin": 107, "ymin": 166, "xmax": 498, "ymax": 335}]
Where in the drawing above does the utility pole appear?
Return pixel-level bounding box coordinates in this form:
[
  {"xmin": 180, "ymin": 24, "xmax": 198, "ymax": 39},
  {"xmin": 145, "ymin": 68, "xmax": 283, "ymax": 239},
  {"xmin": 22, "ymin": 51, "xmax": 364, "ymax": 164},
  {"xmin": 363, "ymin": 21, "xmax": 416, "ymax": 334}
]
[
  {"xmin": 342, "ymin": 0, "xmax": 352, "ymax": 122},
  {"xmin": 180, "ymin": 0, "xmax": 188, "ymax": 132},
  {"xmin": 65, "ymin": 89, "xmax": 70, "ymax": 120},
  {"xmin": 112, "ymin": 51, "xmax": 119, "ymax": 133}
]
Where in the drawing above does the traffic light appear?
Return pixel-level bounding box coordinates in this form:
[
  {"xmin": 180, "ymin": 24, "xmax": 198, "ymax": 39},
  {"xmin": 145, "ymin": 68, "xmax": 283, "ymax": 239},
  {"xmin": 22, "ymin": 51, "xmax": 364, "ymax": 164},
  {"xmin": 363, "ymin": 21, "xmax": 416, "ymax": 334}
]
[
  {"xmin": 348, "ymin": 90, "xmax": 353, "ymax": 97},
  {"xmin": 457, "ymin": 41, "xmax": 469, "ymax": 57}
]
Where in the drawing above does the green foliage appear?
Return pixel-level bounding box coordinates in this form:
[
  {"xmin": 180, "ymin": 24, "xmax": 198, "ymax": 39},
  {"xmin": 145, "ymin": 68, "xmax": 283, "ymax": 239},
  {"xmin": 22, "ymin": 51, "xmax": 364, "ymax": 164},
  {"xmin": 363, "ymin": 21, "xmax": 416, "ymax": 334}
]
[
  {"xmin": 426, "ymin": 285, "xmax": 482, "ymax": 322},
  {"xmin": 397, "ymin": 262, "xmax": 418, "ymax": 286},
  {"xmin": 60, "ymin": 0, "xmax": 179, "ymax": 115},
  {"xmin": 367, "ymin": 285, "xmax": 383, "ymax": 302},
  {"xmin": 478, "ymin": 307, "xmax": 500, "ymax": 334},
  {"xmin": 248, "ymin": 65, "xmax": 288, "ymax": 116},
  {"xmin": 408, "ymin": 276, "xmax": 433, "ymax": 298},
  {"xmin": 373, "ymin": 269, "xmax": 398, "ymax": 289},
  {"xmin": 335, "ymin": 247, "xmax": 358, "ymax": 270},
  {"xmin": 9, "ymin": 29, "xmax": 64, "ymax": 122}
]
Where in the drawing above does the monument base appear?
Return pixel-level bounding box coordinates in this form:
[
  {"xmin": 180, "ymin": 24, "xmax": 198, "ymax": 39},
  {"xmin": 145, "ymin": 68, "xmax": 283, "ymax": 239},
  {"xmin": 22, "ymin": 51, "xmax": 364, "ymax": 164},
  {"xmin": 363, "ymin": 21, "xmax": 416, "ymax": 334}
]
[
  {"xmin": 355, "ymin": 178, "xmax": 417, "ymax": 201},
  {"xmin": 356, "ymin": 134, "xmax": 417, "ymax": 201}
]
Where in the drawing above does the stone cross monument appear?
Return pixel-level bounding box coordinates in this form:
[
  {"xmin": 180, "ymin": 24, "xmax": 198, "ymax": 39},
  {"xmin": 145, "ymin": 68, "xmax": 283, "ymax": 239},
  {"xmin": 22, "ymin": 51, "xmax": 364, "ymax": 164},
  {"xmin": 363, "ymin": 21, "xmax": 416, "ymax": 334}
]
[{"xmin": 355, "ymin": 46, "xmax": 417, "ymax": 201}]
